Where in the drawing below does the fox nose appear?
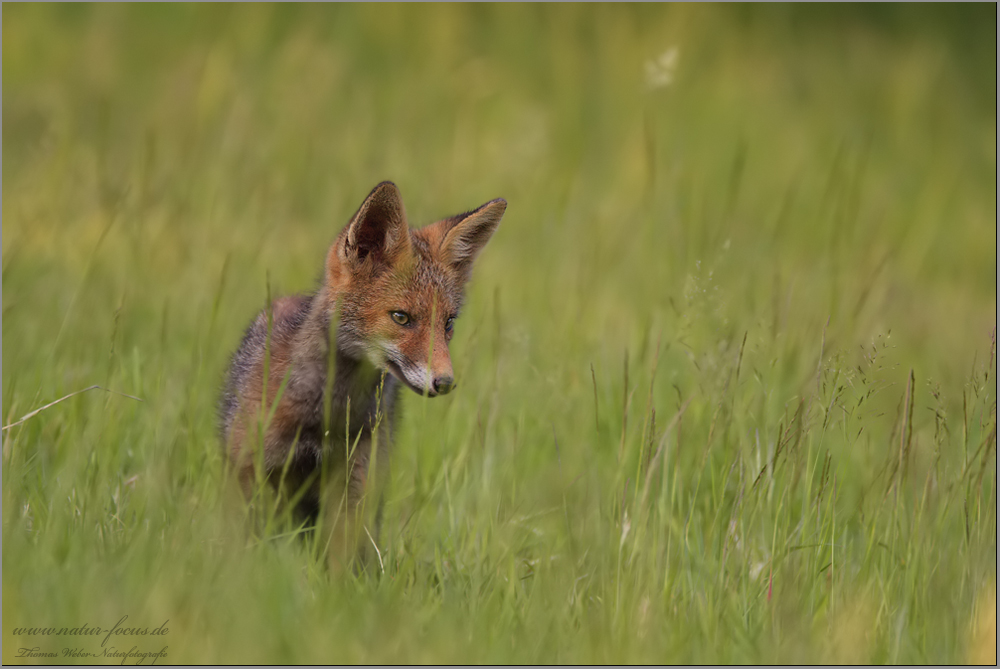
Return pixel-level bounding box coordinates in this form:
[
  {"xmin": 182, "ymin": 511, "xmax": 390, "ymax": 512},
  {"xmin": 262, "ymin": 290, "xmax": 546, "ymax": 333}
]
[{"xmin": 432, "ymin": 375, "xmax": 455, "ymax": 395}]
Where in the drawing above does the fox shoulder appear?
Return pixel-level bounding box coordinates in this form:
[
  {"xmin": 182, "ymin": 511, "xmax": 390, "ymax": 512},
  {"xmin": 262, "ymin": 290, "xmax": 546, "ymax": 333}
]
[{"xmin": 219, "ymin": 293, "xmax": 314, "ymax": 439}]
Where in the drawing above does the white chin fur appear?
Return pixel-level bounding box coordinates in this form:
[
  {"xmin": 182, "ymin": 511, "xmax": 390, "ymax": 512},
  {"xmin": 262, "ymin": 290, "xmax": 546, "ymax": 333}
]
[
  {"xmin": 399, "ymin": 364, "xmax": 432, "ymax": 394},
  {"xmin": 379, "ymin": 345, "xmax": 432, "ymax": 394}
]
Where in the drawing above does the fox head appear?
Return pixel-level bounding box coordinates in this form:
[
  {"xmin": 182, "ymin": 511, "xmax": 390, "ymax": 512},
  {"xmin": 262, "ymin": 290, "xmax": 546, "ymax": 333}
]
[{"xmin": 325, "ymin": 182, "xmax": 506, "ymax": 397}]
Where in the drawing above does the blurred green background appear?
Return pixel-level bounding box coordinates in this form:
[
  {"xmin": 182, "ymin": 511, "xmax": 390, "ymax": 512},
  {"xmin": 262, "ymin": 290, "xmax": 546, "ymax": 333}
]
[{"xmin": 3, "ymin": 3, "xmax": 996, "ymax": 664}]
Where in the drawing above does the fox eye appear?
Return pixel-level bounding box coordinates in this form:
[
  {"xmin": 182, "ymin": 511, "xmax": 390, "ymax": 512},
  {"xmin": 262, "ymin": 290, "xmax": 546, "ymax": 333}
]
[
  {"xmin": 390, "ymin": 311, "xmax": 410, "ymax": 326},
  {"xmin": 445, "ymin": 316, "xmax": 455, "ymax": 333}
]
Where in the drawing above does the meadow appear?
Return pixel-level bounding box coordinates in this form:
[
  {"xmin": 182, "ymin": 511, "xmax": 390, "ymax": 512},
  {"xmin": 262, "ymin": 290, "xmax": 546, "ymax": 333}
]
[{"xmin": 2, "ymin": 4, "xmax": 996, "ymax": 664}]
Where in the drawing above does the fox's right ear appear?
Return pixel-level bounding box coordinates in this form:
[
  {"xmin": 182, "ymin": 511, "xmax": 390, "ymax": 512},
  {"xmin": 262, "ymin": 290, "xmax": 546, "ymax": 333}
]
[
  {"xmin": 433, "ymin": 198, "xmax": 507, "ymax": 282},
  {"xmin": 334, "ymin": 181, "xmax": 411, "ymax": 272}
]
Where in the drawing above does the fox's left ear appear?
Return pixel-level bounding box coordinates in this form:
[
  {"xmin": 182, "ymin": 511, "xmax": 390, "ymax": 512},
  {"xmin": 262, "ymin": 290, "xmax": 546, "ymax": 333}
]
[{"xmin": 433, "ymin": 198, "xmax": 507, "ymax": 282}]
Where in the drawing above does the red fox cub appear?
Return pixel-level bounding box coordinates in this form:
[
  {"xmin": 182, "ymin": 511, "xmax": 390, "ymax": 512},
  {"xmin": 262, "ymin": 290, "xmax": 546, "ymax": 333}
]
[{"xmin": 220, "ymin": 181, "xmax": 506, "ymax": 567}]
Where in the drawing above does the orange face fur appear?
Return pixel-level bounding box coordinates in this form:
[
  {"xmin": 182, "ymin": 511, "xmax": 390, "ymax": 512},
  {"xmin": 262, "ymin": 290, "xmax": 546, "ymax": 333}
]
[{"xmin": 324, "ymin": 182, "xmax": 506, "ymax": 397}]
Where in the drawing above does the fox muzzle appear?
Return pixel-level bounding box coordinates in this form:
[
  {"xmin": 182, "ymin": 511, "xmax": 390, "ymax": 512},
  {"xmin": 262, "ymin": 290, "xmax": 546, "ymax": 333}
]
[{"xmin": 432, "ymin": 375, "xmax": 455, "ymax": 395}]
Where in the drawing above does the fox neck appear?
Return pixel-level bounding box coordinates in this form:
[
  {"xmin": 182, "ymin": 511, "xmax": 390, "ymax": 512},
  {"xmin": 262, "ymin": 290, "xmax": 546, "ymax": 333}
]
[{"xmin": 286, "ymin": 288, "xmax": 399, "ymax": 436}]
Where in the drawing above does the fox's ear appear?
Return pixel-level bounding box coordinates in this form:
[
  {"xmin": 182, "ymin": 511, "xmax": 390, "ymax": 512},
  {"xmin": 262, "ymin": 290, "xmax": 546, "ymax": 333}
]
[
  {"xmin": 339, "ymin": 181, "xmax": 411, "ymax": 270},
  {"xmin": 434, "ymin": 198, "xmax": 506, "ymax": 281}
]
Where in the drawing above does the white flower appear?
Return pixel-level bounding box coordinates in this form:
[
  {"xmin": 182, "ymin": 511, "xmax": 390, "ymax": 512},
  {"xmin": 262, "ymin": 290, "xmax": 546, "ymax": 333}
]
[
  {"xmin": 645, "ymin": 47, "xmax": 680, "ymax": 90},
  {"xmin": 620, "ymin": 510, "xmax": 632, "ymax": 548}
]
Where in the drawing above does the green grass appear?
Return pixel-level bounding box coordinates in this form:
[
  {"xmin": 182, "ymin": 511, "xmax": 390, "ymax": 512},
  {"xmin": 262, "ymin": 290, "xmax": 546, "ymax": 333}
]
[{"xmin": 3, "ymin": 3, "xmax": 996, "ymax": 664}]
